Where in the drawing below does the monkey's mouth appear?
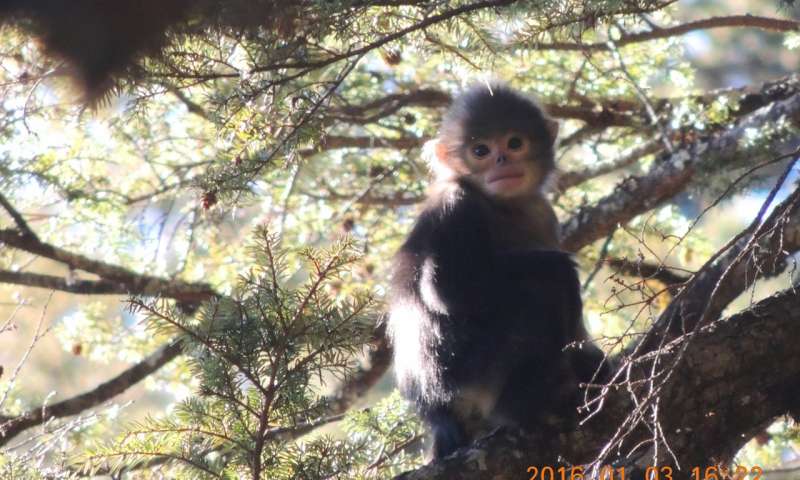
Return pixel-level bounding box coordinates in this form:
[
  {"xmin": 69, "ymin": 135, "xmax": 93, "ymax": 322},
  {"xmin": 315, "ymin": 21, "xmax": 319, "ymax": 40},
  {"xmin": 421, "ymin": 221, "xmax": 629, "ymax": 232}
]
[{"xmin": 487, "ymin": 170, "xmax": 525, "ymax": 184}]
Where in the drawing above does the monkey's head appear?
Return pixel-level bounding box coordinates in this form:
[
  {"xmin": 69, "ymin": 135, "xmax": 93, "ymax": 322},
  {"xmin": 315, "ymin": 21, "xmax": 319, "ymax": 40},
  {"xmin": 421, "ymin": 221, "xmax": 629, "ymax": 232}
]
[{"xmin": 431, "ymin": 83, "xmax": 559, "ymax": 198}]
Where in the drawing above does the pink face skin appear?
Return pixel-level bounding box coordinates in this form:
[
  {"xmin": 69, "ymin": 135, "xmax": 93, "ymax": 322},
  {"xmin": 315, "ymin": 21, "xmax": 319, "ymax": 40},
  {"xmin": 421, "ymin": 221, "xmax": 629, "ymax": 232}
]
[{"xmin": 463, "ymin": 132, "xmax": 541, "ymax": 197}]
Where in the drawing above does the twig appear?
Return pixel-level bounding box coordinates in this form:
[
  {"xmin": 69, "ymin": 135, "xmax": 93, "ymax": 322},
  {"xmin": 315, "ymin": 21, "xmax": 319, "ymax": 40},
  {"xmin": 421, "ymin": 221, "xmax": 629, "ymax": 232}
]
[{"xmin": 0, "ymin": 292, "xmax": 53, "ymax": 413}]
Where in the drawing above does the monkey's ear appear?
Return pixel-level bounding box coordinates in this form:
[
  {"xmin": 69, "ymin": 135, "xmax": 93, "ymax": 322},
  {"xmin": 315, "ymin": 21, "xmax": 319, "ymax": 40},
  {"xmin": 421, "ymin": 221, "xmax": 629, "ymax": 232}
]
[
  {"xmin": 545, "ymin": 118, "xmax": 560, "ymax": 143},
  {"xmin": 434, "ymin": 140, "xmax": 450, "ymax": 162},
  {"xmin": 426, "ymin": 139, "xmax": 463, "ymax": 179}
]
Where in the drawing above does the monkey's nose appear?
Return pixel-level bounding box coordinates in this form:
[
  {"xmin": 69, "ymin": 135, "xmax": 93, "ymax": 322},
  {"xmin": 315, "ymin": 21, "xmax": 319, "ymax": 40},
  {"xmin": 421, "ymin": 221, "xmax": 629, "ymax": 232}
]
[{"xmin": 496, "ymin": 154, "xmax": 507, "ymax": 165}]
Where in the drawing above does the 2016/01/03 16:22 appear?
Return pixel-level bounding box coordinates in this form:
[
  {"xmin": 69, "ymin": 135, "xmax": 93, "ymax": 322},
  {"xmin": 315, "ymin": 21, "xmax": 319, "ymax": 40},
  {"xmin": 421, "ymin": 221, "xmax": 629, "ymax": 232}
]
[{"xmin": 525, "ymin": 465, "xmax": 764, "ymax": 480}]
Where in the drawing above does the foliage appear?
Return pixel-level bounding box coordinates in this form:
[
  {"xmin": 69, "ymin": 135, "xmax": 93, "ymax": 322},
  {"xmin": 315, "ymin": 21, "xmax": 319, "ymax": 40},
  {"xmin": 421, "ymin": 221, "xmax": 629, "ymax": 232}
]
[{"xmin": 78, "ymin": 227, "xmax": 405, "ymax": 478}]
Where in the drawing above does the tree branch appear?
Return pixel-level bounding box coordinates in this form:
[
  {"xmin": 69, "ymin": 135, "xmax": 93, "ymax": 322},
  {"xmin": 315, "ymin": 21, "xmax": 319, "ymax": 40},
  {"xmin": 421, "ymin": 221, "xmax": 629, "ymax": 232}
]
[
  {"xmin": 300, "ymin": 135, "xmax": 426, "ymax": 157},
  {"xmin": 0, "ymin": 220, "xmax": 390, "ymax": 443},
  {"xmin": 330, "ymin": 88, "xmax": 641, "ymax": 128},
  {"xmin": 529, "ymin": 15, "xmax": 800, "ymax": 52},
  {"xmin": 329, "ymin": 89, "xmax": 450, "ymax": 124},
  {"xmin": 0, "ymin": 229, "xmax": 215, "ymax": 304},
  {"xmin": 561, "ymin": 89, "xmax": 800, "ymax": 251},
  {"xmin": 248, "ymin": 0, "xmax": 518, "ymax": 74},
  {"xmin": 639, "ymin": 180, "xmax": 800, "ymax": 353},
  {"xmin": 0, "ymin": 340, "xmax": 183, "ymax": 447},
  {"xmin": 606, "ymin": 258, "xmax": 691, "ymax": 286},
  {"xmin": 557, "ymin": 140, "xmax": 663, "ymax": 191},
  {"xmin": 0, "ymin": 270, "xmax": 154, "ymax": 296},
  {"xmin": 327, "ymin": 74, "xmax": 800, "ymax": 136},
  {"xmin": 0, "ymin": 193, "xmax": 36, "ymax": 239}
]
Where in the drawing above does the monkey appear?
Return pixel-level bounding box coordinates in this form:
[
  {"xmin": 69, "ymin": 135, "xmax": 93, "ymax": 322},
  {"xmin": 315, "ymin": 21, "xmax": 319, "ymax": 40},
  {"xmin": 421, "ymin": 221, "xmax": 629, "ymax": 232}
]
[
  {"xmin": 0, "ymin": 0, "xmax": 193, "ymax": 99},
  {"xmin": 387, "ymin": 83, "xmax": 606, "ymax": 459},
  {"xmin": 0, "ymin": 1, "xmax": 301, "ymax": 101}
]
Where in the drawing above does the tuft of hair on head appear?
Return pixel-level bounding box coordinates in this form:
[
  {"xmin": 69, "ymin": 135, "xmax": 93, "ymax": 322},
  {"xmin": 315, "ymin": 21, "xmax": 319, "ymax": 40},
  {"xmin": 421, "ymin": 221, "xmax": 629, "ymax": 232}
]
[{"xmin": 447, "ymin": 82, "xmax": 558, "ymax": 143}]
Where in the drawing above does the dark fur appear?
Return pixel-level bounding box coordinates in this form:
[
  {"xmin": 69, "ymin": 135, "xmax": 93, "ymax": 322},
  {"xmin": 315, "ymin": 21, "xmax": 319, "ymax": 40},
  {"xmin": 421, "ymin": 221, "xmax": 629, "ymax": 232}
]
[
  {"xmin": 388, "ymin": 84, "xmax": 605, "ymax": 459},
  {"xmin": 1, "ymin": 0, "xmax": 191, "ymax": 98},
  {"xmin": 438, "ymin": 84, "xmax": 557, "ymax": 174}
]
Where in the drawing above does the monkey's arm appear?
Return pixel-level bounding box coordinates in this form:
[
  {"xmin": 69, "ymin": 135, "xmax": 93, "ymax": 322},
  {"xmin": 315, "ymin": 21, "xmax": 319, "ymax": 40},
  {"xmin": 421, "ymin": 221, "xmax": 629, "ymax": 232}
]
[
  {"xmin": 492, "ymin": 249, "xmax": 576, "ymax": 319},
  {"xmin": 391, "ymin": 190, "xmax": 499, "ymax": 316},
  {"xmin": 499, "ymin": 249, "xmax": 609, "ymax": 381},
  {"xmin": 495, "ymin": 249, "xmax": 587, "ymax": 337}
]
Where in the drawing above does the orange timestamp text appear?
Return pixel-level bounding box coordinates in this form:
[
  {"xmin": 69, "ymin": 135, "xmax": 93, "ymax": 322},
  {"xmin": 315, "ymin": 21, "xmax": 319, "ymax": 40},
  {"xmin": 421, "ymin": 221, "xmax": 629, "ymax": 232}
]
[{"xmin": 526, "ymin": 465, "xmax": 764, "ymax": 480}]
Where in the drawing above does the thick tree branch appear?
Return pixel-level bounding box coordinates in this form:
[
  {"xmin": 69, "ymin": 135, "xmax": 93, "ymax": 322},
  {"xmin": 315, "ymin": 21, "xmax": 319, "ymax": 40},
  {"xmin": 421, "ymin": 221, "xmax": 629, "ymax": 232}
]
[
  {"xmin": 0, "ymin": 270, "xmax": 152, "ymax": 296},
  {"xmin": 395, "ymin": 286, "xmax": 800, "ymax": 479},
  {"xmin": 0, "ymin": 340, "xmax": 183, "ymax": 447},
  {"xmin": 0, "ymin": 229, "xmax": 215, "ymax": 303},
  {"xmin": 561, "ymin": 90, "xmax": 800, "ymax": 251},
  {"xmin": 641, "ymin": 287, "xmax": 800, "ymax": 468}
]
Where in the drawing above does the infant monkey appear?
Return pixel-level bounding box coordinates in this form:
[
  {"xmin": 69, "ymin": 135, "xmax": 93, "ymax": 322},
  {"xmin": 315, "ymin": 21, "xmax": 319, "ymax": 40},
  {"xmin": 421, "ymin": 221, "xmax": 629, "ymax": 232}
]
[{"xmin": 388, "ymin": 83, "xmax": 605, "ymax": 458}]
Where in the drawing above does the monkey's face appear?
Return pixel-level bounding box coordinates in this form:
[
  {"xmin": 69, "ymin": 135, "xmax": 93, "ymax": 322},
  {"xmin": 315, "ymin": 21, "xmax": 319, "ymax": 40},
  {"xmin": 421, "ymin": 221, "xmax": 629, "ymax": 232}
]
[{"xmin": 462, "ymin": 132, "xmax": 546, "ymax": 197}]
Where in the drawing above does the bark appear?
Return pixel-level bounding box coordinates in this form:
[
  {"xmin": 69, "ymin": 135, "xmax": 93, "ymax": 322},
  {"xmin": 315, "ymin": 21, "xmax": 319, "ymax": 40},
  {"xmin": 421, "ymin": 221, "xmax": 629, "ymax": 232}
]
[{"xmin": 394, "ymin": 287, "xmax": 800, "ymax": 479}]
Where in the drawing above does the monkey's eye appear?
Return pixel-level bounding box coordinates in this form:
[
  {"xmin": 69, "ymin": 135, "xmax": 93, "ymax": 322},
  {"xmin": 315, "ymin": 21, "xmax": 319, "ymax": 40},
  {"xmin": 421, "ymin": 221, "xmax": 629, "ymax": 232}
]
[
  {"xmin": 471, "ymin": 144, "xmax": 491, "ymax": 158},
  {"xmin": 507, "ymin": 136, "xmax": 524, "ymax": 150}
]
